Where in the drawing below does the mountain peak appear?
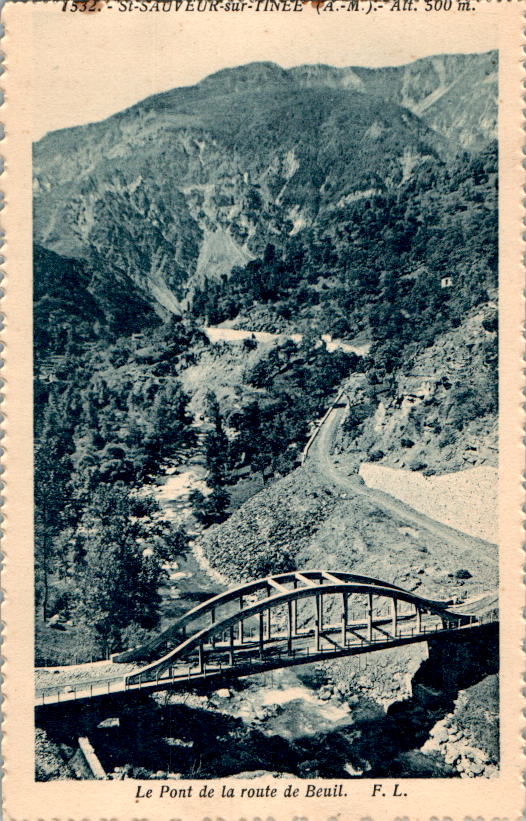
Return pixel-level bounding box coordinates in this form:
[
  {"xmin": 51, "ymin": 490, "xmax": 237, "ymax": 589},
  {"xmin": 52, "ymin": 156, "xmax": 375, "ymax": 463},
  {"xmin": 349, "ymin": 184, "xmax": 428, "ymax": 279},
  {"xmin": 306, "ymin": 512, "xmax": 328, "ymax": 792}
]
[{"xmin": 198, "ymin": 61, "xmax": 291, "ymax": 94}]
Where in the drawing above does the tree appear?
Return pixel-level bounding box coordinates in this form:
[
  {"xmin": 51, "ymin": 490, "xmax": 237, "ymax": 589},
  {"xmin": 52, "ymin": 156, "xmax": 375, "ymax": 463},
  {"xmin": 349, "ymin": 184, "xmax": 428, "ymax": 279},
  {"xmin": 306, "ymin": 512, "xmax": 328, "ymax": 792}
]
[
  {"xmin": 202, "ymin": 391, "xmax": 230, "ymax": 486},
  {"xmin": 72, "ymin": 484, "xmax": 184, "ymax": 655},
  {"xmin": 189, "ymin": 487, "xmax": 230, "ymax": 526},
  {"xmin": 34, "ymin": 398, "xmax": 74, "ymax": 619},
  {"xmin": 141, "ymin": 381, "xmax": 194, "ymax": 471}
]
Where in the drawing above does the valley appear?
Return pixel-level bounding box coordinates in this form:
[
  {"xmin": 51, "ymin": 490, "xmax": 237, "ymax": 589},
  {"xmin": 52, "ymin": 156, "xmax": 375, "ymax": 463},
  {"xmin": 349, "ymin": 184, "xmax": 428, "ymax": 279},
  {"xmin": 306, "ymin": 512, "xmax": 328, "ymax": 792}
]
[{"xmin": 33, "ymin": 50, "xmax": 499, "ymax": 780}]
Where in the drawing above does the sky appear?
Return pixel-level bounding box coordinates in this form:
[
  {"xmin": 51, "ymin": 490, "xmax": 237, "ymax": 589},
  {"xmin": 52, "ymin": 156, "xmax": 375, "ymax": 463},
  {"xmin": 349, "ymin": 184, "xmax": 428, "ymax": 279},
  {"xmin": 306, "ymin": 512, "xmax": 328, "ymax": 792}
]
[{"xmin": 30, "ymin": 4, "xmax": 498, "ymax": 140}]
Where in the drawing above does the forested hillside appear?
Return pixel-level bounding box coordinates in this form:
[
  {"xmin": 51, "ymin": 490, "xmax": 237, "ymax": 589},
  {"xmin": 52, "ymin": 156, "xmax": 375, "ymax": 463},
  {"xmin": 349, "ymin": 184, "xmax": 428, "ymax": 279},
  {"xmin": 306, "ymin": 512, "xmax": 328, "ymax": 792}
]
[
  {"xmin": 34, "ymin": 268, "xmax": 356, "ymax": 660},
  {"xmin": 191, "ymin": 142, "xmax": 497, "ymax": 370}
]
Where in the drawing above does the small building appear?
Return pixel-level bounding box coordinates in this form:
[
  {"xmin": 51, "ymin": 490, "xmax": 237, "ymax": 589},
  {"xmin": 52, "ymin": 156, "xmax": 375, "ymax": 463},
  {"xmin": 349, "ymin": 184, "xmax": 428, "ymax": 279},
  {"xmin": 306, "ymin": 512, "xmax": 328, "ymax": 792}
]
[{"xmin": 440, "ymin": 276, "xmax": 453, "ymax": 289}]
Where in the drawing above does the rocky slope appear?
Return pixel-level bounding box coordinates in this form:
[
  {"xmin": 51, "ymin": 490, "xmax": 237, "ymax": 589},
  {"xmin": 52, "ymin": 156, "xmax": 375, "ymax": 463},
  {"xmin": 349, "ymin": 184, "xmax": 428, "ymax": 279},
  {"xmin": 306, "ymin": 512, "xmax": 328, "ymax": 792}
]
[
  {"xmin": 337, "ymin": 300, "xmax": 498, "ymax": 475},
  {"xmin": 291, "ymin": 51, "xmax": 497, "ymax": 151},
  {"xmin": 199, "ymin": 461, "xmax": 496, "ymax": 600},
  {"xmin": 33, "ymin": 52, "xmax": 497, "ymax": 321}
]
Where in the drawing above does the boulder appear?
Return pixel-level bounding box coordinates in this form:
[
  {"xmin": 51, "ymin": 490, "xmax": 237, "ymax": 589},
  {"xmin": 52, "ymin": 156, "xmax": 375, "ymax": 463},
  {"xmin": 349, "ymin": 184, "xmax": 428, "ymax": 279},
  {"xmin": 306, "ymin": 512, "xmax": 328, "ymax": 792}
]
[
  {"xmin": 468, "ymin": 760, "xmax": 485, "ymax": 776},
  {"xmin": 215, "ymin": 688, "xmax": 231, "ymax": 698},
  {"xmin": 444, "ymin": 748, "xmax": 459, "ymax": 766},
  {"xmin": 97, "ymin": 717, "xmax": 120, "ymax": 729},
  {"xmin": 433, "ymin": 725, "xmax": 449, "ymax": 745}
]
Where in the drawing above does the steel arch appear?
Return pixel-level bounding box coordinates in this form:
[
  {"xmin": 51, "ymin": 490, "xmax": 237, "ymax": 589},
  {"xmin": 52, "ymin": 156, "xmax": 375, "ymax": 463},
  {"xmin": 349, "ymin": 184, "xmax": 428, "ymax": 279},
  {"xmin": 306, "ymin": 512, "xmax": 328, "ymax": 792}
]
[{"xmin": 125, "ymin": 572, "xmax": 467, "ymax": 685}]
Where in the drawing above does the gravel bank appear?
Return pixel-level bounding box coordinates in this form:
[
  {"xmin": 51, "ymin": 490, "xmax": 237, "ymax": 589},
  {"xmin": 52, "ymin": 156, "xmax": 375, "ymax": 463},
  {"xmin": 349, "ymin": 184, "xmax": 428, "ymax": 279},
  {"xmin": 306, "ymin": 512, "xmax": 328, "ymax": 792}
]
[
  {"xmin": 359, "ymin": 464, "xmax": 497, "ymax": 543},
  {"xmin": 35, "ymin": 660, "xmax": 141, "ymax": 690}
]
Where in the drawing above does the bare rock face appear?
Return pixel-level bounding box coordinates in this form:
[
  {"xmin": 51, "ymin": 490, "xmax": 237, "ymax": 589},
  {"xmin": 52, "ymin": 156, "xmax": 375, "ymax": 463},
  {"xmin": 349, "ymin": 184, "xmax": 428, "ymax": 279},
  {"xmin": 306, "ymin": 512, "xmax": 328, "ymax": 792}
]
[{"xmin": 422, "ymin": 675, "xmax": 499, "ymax": 777}]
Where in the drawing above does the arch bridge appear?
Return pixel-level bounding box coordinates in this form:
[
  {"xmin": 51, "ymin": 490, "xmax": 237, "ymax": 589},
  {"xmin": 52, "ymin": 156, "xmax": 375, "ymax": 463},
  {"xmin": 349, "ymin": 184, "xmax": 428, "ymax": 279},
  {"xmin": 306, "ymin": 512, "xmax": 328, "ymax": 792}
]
[
  {"xmin": 35, "ymin": 570, "xmax": 497, "ymax": 708},
  {"xmin": 120, "ymin": 569, "xmax": 497, "ymax": 687}
]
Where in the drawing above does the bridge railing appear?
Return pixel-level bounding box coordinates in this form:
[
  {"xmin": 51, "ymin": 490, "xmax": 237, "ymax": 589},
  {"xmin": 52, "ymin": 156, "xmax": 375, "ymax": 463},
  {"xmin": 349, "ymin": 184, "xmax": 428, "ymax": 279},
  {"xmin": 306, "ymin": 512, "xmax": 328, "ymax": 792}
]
[{"xmin": 36, "ymin": 674, "xmax": 126, "ymax": 704}]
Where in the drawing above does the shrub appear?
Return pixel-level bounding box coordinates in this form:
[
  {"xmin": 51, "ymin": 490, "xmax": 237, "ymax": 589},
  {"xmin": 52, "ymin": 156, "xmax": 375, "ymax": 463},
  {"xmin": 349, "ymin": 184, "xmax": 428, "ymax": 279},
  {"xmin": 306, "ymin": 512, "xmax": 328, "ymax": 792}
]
[
  {"xmin": 243, "ymin": 336, "xmax": 258, "ymax": 351},
  {"xmin": 190, "ymin": 487, "xmax": 231, "ymax": 526},
  {"xmin": 408, "ymin": 458, "xmax": 427, "ymax": 471},
  {"xmin": 368, "ymin": 449, "xmax": 384, "ymax": 462},
  {"xmin": 455, "ymin": 568, "xmax": 472, "ymax": 579},
  {"xmin": 482, "ymin": 312, "xmax": 498, "ymax": 333},
  {"xmin": 343, "ymin": 403, "xmax": 374, "ymax": 433}
]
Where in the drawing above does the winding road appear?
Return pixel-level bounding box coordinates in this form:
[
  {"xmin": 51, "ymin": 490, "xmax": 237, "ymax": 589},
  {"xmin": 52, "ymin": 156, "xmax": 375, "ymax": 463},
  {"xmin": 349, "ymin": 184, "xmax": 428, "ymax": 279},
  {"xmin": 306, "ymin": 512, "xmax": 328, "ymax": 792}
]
[{"xmin": 304, "ymin": 390, "xmax": 498, "ymax": 572}]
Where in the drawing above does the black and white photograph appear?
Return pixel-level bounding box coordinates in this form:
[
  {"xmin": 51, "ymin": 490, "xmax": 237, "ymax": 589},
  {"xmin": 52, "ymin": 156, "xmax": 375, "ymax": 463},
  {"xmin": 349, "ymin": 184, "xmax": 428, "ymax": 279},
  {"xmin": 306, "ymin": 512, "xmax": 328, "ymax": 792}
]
[{"xmin": 30, "ymin": 35, "xmax": 503, "ymax": 785}]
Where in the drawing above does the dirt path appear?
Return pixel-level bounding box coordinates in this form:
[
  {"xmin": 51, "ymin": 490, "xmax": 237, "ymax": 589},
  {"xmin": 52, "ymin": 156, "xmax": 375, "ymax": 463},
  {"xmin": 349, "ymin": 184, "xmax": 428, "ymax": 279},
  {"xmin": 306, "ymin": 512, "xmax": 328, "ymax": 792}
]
[
  {"xmin": 307, "ymin": 401, "xmax": 498, "ymax": 573},
  {"xmin": 204, "ymin": 326, "xmax": 370, "ymax": 356}
]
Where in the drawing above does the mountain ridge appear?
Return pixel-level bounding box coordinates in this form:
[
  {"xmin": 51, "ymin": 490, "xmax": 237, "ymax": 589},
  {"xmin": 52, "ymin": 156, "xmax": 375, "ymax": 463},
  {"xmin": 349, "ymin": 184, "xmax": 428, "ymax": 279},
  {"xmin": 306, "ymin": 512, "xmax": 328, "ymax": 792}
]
[{"xmin": 33, "ymin": 51, "xmax": 497, "ymax": 324}]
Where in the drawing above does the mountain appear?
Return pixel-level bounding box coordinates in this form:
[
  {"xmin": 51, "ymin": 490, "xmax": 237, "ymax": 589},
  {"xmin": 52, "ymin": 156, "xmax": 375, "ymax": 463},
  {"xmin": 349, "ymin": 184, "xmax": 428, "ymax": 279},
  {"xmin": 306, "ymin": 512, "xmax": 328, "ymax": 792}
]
[{"xmin": 33, "ymin": 52, "xmax": 497, "ymax": 322}]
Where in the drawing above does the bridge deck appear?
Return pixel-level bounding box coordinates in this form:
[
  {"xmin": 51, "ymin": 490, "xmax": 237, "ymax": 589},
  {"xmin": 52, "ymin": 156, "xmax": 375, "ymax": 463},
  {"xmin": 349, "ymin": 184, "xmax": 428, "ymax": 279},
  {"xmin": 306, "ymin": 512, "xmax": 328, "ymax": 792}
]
[{"xmin": 35, "ymin": 615, "xmax": 496, "ymax": 708}]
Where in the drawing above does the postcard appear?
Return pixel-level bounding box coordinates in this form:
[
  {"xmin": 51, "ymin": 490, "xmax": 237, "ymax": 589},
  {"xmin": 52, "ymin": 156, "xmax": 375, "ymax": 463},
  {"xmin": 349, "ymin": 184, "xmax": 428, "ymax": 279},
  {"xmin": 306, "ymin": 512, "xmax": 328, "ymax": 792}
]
[{"xmin": 2, "ymin": 1, "xmax": 523, "ymax": 818}]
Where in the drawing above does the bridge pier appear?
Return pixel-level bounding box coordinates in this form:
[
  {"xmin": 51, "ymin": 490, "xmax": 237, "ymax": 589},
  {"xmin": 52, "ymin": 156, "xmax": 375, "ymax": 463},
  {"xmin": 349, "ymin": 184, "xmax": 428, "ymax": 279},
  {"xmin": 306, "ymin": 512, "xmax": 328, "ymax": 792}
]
[
  {"xmin": 198, "ymin": 641, "xmax": 205, "ymax": 673},
  {"xmin": 416, "ymin": 606, "xmax": 422, "ymax": 633},
  {"xmin": 287, "ymin": 601, "xmax": 293, "ymax": 653}
]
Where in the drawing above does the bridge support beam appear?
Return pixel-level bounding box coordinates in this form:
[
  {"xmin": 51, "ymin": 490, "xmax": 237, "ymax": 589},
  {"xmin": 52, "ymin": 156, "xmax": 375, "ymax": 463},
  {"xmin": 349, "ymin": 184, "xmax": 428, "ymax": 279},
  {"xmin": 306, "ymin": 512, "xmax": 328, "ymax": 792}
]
[
  {"xmin": 287, "ymin": 601, "xmax": 293, "ymax": 653},
  {"xmin": 210, "ymin": 608, "xmax": 216, "ymax": 648},
  {"xmin": 367, "ymin": 594, "xmax": 373, "ymax": 642},
  {"xmin": 341, "ymin": 593, "xmax": 348, "ymax": 646},
  {"xmin": 292, "ymin": 579, "xmax": 298, "ymax": 636},
  {"xmin": 315, "ymin": 594, "xmax": 321, "ymax": 652},
  {"xmin": 416, "ymin": 606, "xmax": 422, "ymax": 633},
  {"xmin": 259, "ymin": 612, "xmax": 264, "ymax": 659},
  {"xmin": 391, "ymin": 597, "xmax": 398, "ymax": 637},
  {"xmin": 239, "ymin": 596, "xmax": 244, "ymax": 644},
  {"xmin": 198, "ymin": 641, "xmax": 204, "ymax": 673},
  {"xmin": 229, "ymin": 626, "xmax": 235, "ymax": 666}
]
